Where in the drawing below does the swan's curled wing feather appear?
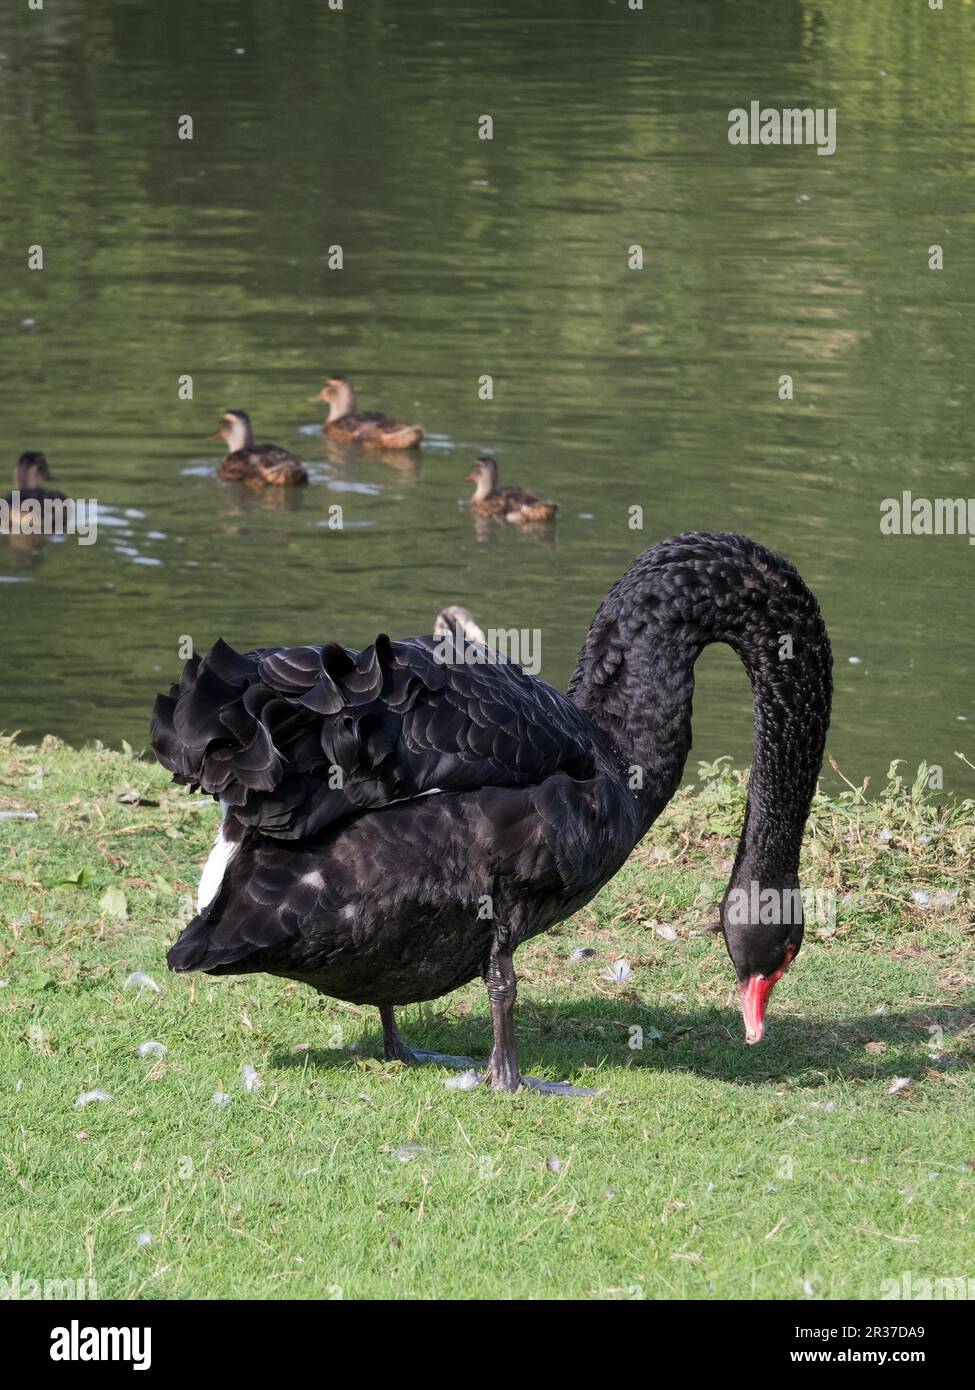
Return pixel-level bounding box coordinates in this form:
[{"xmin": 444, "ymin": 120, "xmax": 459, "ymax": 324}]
[{"xmin": 151, "ymin": 634, "xmax": 599, "ymax": 840}]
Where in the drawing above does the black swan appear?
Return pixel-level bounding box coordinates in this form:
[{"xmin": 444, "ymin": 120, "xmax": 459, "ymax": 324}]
[{"xmin": 150, "ymin": 532, "xmax": 831, "ymax": 1093}]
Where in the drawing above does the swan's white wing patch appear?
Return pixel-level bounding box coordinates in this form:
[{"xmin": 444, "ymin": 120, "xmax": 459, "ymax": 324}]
[{"xmin": 198, "ymin": 819, "xmax": 238, "ymax": 911}]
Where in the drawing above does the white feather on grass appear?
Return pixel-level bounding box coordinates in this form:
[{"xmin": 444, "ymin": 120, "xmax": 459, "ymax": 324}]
[
  {"xmin": 124, "ymin": 972, "xmax": 160, "ymax": 993},
  {"xmin": 75, "ymin": 1090, "xmax": 113, "ymax": 1107},
  {"xmin": 444, "ymin": 1070, "xmax": 480, "ymax": 1091},
  {"xmin": 601, "ymin": 959, "xmax": 632, "ymax": 985}
]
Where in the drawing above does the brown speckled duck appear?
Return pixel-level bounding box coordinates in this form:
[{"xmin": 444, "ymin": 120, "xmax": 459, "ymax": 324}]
[
  {"xmin": 466, "ymin": 456, "xmax": 558, "ymax": 524},
  {"xmin": 310, "ymin": 376, "xmax": 424, "ymax": 450},
  {"xmin": 2, "ymin": 452, "xmax": 68, "ymax": 520},
  {"xmin": 210, "ymin": 411, "xmax": 308, "ymax": 487}
]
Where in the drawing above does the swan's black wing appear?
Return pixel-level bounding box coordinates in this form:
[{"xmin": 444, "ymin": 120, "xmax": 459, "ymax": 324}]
[{"xmin": 151, "ymin": 634, "xmax": 600, "ymax": 840}]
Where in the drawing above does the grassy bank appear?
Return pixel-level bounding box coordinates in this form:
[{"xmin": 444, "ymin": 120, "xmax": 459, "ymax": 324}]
[{"xmin": 1, "ymin": 735, "xmax": 973, "ymax": 1301}]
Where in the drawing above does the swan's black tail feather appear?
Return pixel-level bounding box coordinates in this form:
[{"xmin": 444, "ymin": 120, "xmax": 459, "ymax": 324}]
[
  {"xmin": 167, "ymin": 912, "xmax": 269, "ymax": 974},
  {"xmin": 168, "ymin": 891, "xmax": 299, "ymax": 973},
  {"xmin": 150, "ymin": 630, "xmax": 600, "ymax": 843},
  {"xmin": 166, "ymin": 914, "xmax": 214, "ymax": 972}
]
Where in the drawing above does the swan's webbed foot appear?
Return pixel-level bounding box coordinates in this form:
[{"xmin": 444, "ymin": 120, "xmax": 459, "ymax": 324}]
[
  {"xmin": 476, "ymin": 1059, "xmax": 600, "ymax": 1096},
  {"xmin": 517, "ymin": 1076, "xmax": 602, "ymax": 1097},
  {"xmin": 377, "ymin": 982, "xmax": 600, "ymax": 1097},
  {"xmin": 408, "ymin": 1047, "xmax": 482, "ymax": 1069},
  {"xmin": 378, "ymin": 1005, "xmax": 478, "ymax": 1070}
]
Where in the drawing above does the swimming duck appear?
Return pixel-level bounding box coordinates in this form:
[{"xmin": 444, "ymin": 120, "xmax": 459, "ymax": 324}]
[
  {"xmin": 210, "ymin": 411, "xmax": 308, "ymax": 487},
  {"xmin": 151, "ymin": 533, "xmax": 831, "ymax": 1093},
  {"xmin": 2, "ymin": 452, "xmax": 68, "ymax": 528},
  {"xmin": 433, "ymin": 605, "xmax": 487, "ymax": 648},
  {"xmin": 310, "ymin": 376, "xmax": 424, "ymax": 450},
  {"xmin": 466, "ymin": 456, "xmax": 558, "ymax": 523}
]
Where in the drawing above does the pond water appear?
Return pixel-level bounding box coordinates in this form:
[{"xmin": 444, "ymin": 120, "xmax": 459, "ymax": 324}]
[{"xmin": 1, "ymin": 0, "xmax": 972, "ymax": 795}]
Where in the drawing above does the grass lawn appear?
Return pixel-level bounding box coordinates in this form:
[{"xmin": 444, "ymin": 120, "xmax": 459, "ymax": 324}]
[{"xmin": 1, "ymin": 734, "xmax": 973, "ymax": 1301}]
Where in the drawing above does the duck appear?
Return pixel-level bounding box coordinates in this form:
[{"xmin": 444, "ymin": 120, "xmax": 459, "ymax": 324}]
[
  {"xmin": 310, "ymin": 376, "xmax": 424, "ymax": 450},
  {"xmin": 210, "ymin": 411, "xmax": 308, "ymax": 487},
  {"xmin": 2, "ymin": 452, "xmax": 70, "ymax": 551},
  {"xmin": 151, "ymin": 532, "xmax": 832, "ymax": 1094},
  {"xmin": 2, "ymin": 453, "xmax": 67, "ymax": 519},
  {"xmin": 432, "ymin": 605, "xmax": 487, "ymax": 649},
  {"xmin": 465, "ymin": 456, "xmax": 558, "ymax": 523}
]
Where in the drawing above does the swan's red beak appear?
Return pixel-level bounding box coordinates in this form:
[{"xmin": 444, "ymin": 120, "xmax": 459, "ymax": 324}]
[
  {"xmin": 739, "ymin": 975, "xmax": 777, "ymax": 1044},
  {"xmin": 739, "ymin": 948, "xmax": 795, "ymax": 1044}
]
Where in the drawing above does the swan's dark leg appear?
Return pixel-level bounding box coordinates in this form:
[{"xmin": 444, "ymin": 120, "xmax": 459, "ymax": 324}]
[
  {"xmin": 482, "ymin": 947, "xmax": 600, "ymax": 1097},
  {"xmin": 378, "ymin": 1004, "xmax": 478, "ymax": 1070},
  {"xmin": 380, "ymin": 1004, "xmax": 415, "ymax": 1064},
  {"xmin": 483, "ymin": 947, "xmax": 521, "ymax": 1090}
]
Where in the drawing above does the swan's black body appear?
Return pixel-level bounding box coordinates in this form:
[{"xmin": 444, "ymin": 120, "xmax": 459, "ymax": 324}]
[{"xmin": 151, "ymin": 533, "xmax": 831, "ymax": 1089}]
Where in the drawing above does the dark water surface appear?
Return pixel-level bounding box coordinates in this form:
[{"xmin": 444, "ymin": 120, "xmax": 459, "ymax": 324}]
[{"xmin": 1, "ymin": 0, "xmax": 973, "ymax": 792}]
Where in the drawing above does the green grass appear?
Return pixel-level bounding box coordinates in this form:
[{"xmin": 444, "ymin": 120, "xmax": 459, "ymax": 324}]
[{"xmin": 1, "ymin": 735, "xmax": 973, "ymax": 1300}]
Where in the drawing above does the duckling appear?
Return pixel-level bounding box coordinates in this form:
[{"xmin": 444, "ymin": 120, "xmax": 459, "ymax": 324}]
[
  {"xmin": 465, "ymin": 456, "xmax": 558, "ymax": 524},
  {"xmin": 2, "ymin": 452, "xmax": 68, "ymax": 522},
  {"xmin": 210, "ymin": 411, "xmax": 308, "ymax": 487},
  {"xmin": 310, "ymin": 376, "xmax": 424, "ymax": 450}
]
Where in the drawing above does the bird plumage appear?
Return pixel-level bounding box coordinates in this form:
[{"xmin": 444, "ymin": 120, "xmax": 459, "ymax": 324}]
[
  {"xmin": 3, "ymin": 451, "xmax": 67, "ymax": 510},
  {"xmin": 211, "ymin": 411, "xmax": 308, "ymax": 487},
  {"xmin": 311, "ymin": 376, "xmax": 424, "ymax": 450},
  {"xmin": 151, "ymin": 532, "xmax": 831, "ymax": 1087},
  {"xmin": 466, "ymin": 456, "xmax": 558, "ymax": 523}
]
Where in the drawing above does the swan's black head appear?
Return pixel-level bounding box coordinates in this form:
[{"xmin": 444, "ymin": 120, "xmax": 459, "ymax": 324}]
[{"xmin": 720, "ymin": 879, "xmax": 803, "ymax": 1044}]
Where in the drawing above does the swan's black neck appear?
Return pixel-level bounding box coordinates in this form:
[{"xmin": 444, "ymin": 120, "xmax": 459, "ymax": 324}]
[{"xmin": 568, "ymin": 533, "xmax": 832, "ymax": 881}]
